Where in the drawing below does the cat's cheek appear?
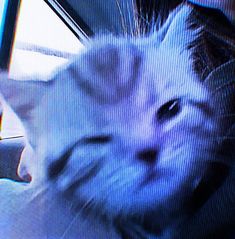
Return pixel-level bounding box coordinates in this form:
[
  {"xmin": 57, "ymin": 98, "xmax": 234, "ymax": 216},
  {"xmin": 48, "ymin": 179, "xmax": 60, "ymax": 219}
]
[{"xmin": 50, "ymin": 146, "xmax": 107, "ymax": 192}]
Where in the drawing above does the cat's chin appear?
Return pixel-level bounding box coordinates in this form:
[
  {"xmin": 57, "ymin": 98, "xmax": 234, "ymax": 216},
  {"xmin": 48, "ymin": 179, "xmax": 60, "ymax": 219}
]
[
  {"xmin": 62, "ymin": 171, "xmax": 195, "ymax": 227},
  {"xmin": 69, "ymin": 187, "xmax": 188, "ymax": 238}
]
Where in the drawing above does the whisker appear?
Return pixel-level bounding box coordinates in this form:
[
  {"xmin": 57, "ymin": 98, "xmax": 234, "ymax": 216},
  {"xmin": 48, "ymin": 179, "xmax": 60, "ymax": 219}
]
[
  {"xmin": 126, "ymin": 1, "xmax": 134, "ymax": 37},
  {"xmin": 29, "ymin": 183, "xmax": 50, "ymax": 203},
  {"xmin": 131, "ymin": 0, "xmax": 139, "ymax": 36},
  {"xmin": 115, "ymin": 0, "xmax": 128, "ymax": 36},
  {"xmin": 81, "ymin": 196, "xmax": 96, "ymax": 212},
  {"xmin": 136, "ymin": 13, "xmax": 153, "ymax": 36},
  {"xmin": 60, "ymin": 210, "xmax": 81, "ymax": 239},
  {"xmin": 210, "ymin": 80, "xmax": 235, "ymax": 95}
]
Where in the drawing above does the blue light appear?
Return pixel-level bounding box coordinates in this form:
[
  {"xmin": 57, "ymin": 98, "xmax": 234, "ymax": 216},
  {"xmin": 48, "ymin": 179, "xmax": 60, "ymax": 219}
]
[{"xmin": 0, "ymin": 0, "xmax": 9, "ymax": 47}]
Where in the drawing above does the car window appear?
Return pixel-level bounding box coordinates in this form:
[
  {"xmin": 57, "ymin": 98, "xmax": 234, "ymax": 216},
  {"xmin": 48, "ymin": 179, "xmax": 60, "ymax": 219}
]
[
  {"xmin": 1, "ymin": 0, "xmax": 83, "ymax": 139},
  {"xmin": 10, "ymin": 0, "xmax": 83, "ymax": 79}
]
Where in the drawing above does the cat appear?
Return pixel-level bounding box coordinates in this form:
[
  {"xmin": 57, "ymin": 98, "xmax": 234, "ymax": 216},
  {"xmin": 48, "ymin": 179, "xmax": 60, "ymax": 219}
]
[
  {"xmin": 0, "ymin": 6, "xmax": 222, "ymax": 239},
  {"xmin": 0, "ymin": 2, "xmax": 233, "ymax": 239}
]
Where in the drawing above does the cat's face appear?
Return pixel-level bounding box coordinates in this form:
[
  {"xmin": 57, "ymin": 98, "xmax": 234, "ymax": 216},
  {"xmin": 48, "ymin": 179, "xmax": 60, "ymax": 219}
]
[{"xmin": 0, "ymin": 38, "xmax": 218, "ymax": 227}]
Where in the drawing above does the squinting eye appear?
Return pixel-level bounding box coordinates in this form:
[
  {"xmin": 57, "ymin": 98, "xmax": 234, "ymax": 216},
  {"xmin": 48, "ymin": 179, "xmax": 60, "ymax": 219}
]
[{"xmin": 157, "ymin": 99, "xmax": 181, "ymax": 122}]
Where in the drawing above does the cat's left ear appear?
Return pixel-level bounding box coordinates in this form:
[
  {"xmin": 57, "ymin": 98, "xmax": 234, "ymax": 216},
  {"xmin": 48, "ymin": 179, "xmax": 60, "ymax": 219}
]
[{"xmin": 0, "ymin": 72, "xmax": 49, "ymax": 121}]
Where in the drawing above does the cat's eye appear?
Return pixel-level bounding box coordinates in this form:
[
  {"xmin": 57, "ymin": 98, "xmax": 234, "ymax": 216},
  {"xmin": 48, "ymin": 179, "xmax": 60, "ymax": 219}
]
[
  {"xmin": 83, "ymin": 135, "xmax": 112, "ymax": 144},
  {"xmin": 157, "ymin": 99, "xmax": 181, "ymax": 122}
]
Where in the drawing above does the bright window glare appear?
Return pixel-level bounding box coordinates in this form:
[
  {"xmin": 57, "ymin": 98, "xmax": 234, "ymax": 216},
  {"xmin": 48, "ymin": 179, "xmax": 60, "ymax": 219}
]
[
  {"xmin": 1, "ymin": 0, "xmax": 84, "ymax": 138},
  {"xmin": 10, "ymin": 0, "xmax": 83, "ymax": 79},
  {"xmin": 15, "ymin": 0, "xmax": 82, "ymax": 53}
]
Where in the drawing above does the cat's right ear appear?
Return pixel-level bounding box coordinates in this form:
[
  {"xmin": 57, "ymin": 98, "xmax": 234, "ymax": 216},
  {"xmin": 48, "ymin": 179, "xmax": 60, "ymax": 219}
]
[{"xmin": 0, "ymin": 72, "xmax": 49, "ymax": 121}]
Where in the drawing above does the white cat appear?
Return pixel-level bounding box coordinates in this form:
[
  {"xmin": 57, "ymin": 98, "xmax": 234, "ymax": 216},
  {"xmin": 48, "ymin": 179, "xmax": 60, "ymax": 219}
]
[{"xmin": 0, "ymin": 4, "xmax": 225, "ymax": 239}]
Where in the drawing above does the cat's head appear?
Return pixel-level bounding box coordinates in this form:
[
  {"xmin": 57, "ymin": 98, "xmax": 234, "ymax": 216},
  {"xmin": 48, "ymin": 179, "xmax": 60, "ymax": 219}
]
[{"xmin": 0, "ymin": 37, "xmax": 218, "ymax": 230}]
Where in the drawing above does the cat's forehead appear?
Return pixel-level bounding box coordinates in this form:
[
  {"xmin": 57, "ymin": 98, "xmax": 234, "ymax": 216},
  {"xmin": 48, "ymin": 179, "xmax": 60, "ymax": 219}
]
[
  {"xmin": 66, "ymin": 40, "xmax": 187, "ymax": 91},
  {"xmin": 48, "ymin": 37, "xmax": 206, "ymax": 109},
  {"xmin": 50, "ymin": 39, "xmax": 143, "ymax": 104},
  {"xmin": 143, "ymin": 46, "xmax": 207, "ymax": 101}
]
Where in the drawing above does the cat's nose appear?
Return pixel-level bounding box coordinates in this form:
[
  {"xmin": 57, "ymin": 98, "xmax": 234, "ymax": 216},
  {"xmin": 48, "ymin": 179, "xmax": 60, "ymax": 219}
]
[{"xmin": 137, "ymin": 148, "xmax": 158, "ymax": 163}]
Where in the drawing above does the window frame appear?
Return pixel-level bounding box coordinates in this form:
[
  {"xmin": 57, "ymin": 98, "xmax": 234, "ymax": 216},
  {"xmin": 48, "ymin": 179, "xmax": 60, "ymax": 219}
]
[
  {"xmin": 0, "ymin": 0, "xmax": 21, "ymax": 70},
  {"xmin": 44, "ymin": 0, "xmax": 93, "ymax": 42}
]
